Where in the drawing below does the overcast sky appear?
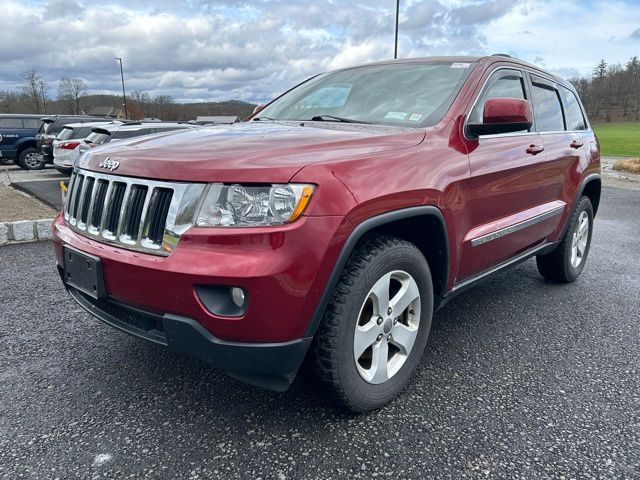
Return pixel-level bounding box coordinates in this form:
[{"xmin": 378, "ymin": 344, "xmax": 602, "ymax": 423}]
[{"xmin": 2, "ymin": 0, "xmax": 639, "ymax": 103}]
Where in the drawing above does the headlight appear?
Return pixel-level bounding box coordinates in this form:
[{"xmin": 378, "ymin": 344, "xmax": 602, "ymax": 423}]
[{"xmin": 195, "ymin": 183, "xmax": 314, "ymax": 227}]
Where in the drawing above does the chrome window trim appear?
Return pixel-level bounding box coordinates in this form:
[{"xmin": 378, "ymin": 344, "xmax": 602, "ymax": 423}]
[
  {"xmin": 470, "ymin": 204, "xmax": 565, "ymax": 247},
  {"xmin": 463, "ymin": 64, "xmax": 592, "ymax": 140},
  {"xmin": 463, "ymin": 66, "xmax": 527, "ymax": 141},
  {"xmin": 64, "ymin": 168, "xmax": 207, "ymax": 256}
]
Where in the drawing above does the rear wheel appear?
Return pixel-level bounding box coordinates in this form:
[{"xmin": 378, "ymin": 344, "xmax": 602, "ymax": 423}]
[
  {"xmin": 18, "ymin": 148, "xmax": 45, "ymax": 170},
  {"xmin": 308, "ymin": 236, "xmax": 433, "ymax": 412},
  {"xmin": 536, "ymin": 196, "xmax": 594, "ymax": 282}
]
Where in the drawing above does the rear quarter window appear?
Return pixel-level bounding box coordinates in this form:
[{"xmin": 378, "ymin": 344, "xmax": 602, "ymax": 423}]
[
  {"xmin": 560, "ymin": 87, "xmax": 587, "ymax": 131},
  {"xmin": 530, "ymin": 81, "xmax": 565, "ymax": 132},
  {"xmin": 22, "ymin": 118, "xmax": 42, "ymax": 129}
]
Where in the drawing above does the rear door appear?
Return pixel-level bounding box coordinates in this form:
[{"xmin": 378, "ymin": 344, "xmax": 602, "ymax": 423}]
[
  {"xmin": 458, "ymin": 68, "xmax": 566, "ymax": 282},
  {"xmin": 527, "ymin": 74, "xmax": 583, "ymax": 231}
]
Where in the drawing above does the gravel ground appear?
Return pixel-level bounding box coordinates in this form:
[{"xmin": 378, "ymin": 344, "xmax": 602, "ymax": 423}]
[{"xmin": 0, "ymin": 186, "xmax": 639, "ymax": 479}]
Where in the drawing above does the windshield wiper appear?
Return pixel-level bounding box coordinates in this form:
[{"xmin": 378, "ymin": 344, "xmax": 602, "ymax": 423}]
[
  {"xmin": 310, "ymin": 115, "xmax": 371, "ymax": 124},
  {"xmin": 252, "ymin": 116, "xmax": 276, "ymax": 121}
]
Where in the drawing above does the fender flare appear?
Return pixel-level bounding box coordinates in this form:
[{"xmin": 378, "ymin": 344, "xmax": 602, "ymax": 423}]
[{"xmin": 304, "ymin": 205, "xmax": 449, "ymax": 337}]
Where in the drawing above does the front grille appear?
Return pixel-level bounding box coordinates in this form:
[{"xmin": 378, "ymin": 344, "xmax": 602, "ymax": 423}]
[{"xmin": 64, "ymin": 168, "xmax": 206, "ymax": 255}]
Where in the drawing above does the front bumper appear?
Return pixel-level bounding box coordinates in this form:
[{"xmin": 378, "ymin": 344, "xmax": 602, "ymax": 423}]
[
  {"xmin": 61, "ymin": 276, "xmax": 312, "ymax": 390},
  {"xmin": 53, "ymin": 212, "xmax": 352, "ymax": 387}
]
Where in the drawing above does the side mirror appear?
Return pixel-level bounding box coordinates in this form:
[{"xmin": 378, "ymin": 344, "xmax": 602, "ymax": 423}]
[{"xmin": 467, "ymin": 98, "xmax": 533, "ymax": 137}]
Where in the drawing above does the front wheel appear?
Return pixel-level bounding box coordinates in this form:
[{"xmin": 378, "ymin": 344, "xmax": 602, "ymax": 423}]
[
  {"xmin": 18, "ymin": 148, "xmax": 45, "ymax": 170},
  {"xmin": 308, "ymin": 236, "xmax": 433, "ymax": 412},
  {"xmin": 536, "ymin": 196, "xmax": 594, "ymax": 283}
]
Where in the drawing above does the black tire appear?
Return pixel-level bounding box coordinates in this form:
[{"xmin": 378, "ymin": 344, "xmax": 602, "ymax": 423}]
[
  {"xmin": 17, "ymin": 147, "xmax": 45, "ymax": 170},
  {"xmin": 536, "ymin": 196, "xmax": 594, "ymax": 283},
  {"xmin": 307, "ymin": 236, "xmax": 434, "ymax": 412}
]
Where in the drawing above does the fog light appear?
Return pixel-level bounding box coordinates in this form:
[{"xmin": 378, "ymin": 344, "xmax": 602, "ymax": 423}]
[{"xmin": 230, "ymin": 287, "xmax": 246, "ymax": 308}]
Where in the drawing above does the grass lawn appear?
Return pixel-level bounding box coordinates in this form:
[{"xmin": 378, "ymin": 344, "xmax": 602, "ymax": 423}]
[{"xmin": 592, "ymin": 122, "xmax": 640, "ymax": 157}]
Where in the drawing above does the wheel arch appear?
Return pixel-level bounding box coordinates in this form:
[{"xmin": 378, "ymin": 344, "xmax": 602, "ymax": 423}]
[
  {"xmin": 16, "ymin": 138, "xmax": 37, "ymax": 157},
  {"xmin": 305, "ymin": 206, "xmax": 450, "ymax": 337},
  {"xmin": 579, "ymin": 173, "xmax": 601, "ymax": 216}
]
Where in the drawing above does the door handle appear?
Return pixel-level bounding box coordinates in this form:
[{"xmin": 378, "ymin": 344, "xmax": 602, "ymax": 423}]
[
  {"xmin": 570, "ymin": 139, "xmax": 584, "ymax": 149},
  {"xmin": 526, "ymin": 144, "xmax": 544, "ymax": 155}
]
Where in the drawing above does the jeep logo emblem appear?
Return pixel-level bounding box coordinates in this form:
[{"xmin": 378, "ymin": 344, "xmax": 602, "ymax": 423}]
[{"xmin": 99, "ymin": 157, "xmax": 120, "ymax": 172}]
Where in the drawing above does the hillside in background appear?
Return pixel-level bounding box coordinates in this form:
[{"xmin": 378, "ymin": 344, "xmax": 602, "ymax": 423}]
[{"xmin": 0, "ymin": 90, "xmax": 256, "ymax": 121}]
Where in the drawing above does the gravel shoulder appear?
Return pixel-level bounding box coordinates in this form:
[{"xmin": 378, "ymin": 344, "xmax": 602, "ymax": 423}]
[
  {"xmin": 601, "ymin": 156, "xmax": 640, "ymax": 190},
  {"xmin": 0, "ymin": 165, "xmax": 62, "ymax": 222},
  {"xmin": 0, "ymin": 182, "xmax": 57, "ymax": 222},
  {"xmin": 0, "ymin": 186, "xmax": 639, "ymax": 479}
]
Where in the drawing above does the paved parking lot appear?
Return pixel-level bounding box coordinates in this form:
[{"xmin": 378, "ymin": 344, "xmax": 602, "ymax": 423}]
[{"xmin": 0, "ymin": 186, "xmax": 639, "ymax": 479}]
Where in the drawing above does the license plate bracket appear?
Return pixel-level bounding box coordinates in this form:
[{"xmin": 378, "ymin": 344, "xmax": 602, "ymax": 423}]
[{"xmin": 63, "ymin": 246, "xmax": 106, "ymax": 299}]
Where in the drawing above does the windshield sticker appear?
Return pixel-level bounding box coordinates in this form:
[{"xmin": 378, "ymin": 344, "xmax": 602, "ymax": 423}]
[
  {"xmin": 385, "ymin": 111, "xmax": 407, "ymax": 121},
  {"xmin": 408, "ymin": 113, "xmax": 423, "ymax": 122},
  {"xmin": 451, "ymin": 62, "xmax": 471, "ymax": 69}
]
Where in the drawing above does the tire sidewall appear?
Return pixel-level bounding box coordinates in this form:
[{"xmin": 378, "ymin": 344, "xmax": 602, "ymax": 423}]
[
  {"xmin": 563, "ymin": 197, "xmax": 594, "ymax": 281},
  {"xmin": 18, "ymin": 148, "xmax": 45, "ymax": 170},
  {"xmin": 335, "ymin": 242, "xmax": 433, "ymax": 410}
]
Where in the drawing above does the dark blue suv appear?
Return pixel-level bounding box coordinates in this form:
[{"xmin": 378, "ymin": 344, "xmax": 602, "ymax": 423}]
[{"xmin": 0, "ymin": 114, "xmax": 44, "ymax": 167}]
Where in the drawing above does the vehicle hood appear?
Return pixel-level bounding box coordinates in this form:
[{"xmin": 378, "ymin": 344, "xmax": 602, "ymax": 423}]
[{"xmin": 76, "ymin": 121, "xmax": 425, "ymax": 183}]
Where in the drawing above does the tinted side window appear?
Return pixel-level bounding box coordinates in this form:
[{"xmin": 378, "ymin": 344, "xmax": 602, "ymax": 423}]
[
  {"xmin": 560, "ymin": 87, "xmax": 587, "ymax": 130},
  {"xmin": 113, "ymin": 129, "xmax": 152, "ymax": 139},
  {"xmin": 530, "ymin": 82, "xmax": 564, "ymax": 132},
  {"xmin": 76, "ymin": 127, "xmax": 93, "ymax": 138},
  {"xmin": 22, "ymin": 118, "xmax": 42, "ymax": 129},
  {"xmin": 469, "ymin": 71, "xmax": 526, "ymax": 124},
  {"xmin": 0, "ymin": 118, "xmax": 24, "ymax": 128}
]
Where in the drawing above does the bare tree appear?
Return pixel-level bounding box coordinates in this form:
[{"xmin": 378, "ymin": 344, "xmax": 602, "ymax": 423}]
[
  {"xmin": 130, "ymin": 90, "xmax": 151, "ymax": 116},
  {"xmin": 0, "ymin": 90, "xmax": 20, "ymax": 113},
  {"xmin": 153, "ymin": 95, "xmax": 175, "ymax": 120},
  {"xmin": 20, "ymin": 70, "xmax": 47, "ymax": 113},
  {"xmin": 58, "ymin": 78, "xmax": 88, "ymax": 114}
]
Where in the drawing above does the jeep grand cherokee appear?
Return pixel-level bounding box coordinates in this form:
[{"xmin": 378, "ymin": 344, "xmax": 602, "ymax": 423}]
[{"xmin": 53, "ymin": 55, "xmax": 600, "ymax": 411}]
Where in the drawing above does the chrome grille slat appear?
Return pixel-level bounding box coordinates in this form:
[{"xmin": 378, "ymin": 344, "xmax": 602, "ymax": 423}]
[{"xmin": 64, "ymin": 168, "xmax": 206, "ymax": 256}]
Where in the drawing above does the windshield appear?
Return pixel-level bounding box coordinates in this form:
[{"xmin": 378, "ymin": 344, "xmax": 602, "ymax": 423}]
[{"xmin": 257, "ymin": 62, "xmax": 474, "ymax": 127}]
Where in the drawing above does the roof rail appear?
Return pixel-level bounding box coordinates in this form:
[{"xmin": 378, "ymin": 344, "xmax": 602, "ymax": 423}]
[{"xmin": 491, "ymin": 53, "xmax": 512, "ymax": 58}]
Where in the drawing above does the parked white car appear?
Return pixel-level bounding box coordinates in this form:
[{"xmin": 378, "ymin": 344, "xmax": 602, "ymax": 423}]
[
  {"xmin": 53, "ymin": 121, "xmax": 115, "ymax": 174},
  {"xmin": 78, "ymin": 122, "xmax": 197, "ymax": 156}
]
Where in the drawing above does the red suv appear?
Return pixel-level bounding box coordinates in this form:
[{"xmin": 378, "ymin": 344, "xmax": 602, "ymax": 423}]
[{"xmin": 53, "ymin": 55, "xmax": 600, "ymax": 411}]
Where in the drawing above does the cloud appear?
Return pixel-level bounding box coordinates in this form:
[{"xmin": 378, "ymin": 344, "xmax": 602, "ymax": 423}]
[
  {"xmin": 631, "ymin": 28, "xmax": 640, "ymax": 39},
  {"xmin": 0, "ymin": 0, "xmax": 639, "ymax": 102}
]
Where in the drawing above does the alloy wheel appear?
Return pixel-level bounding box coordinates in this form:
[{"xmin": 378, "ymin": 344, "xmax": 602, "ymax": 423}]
[
  {"xmin": 353, "ymin": 270, "xmax": 421, "ymax": 384},
  {"xmin": 571, "ymin": 211, "xmax": 589, "ymax": 268}
]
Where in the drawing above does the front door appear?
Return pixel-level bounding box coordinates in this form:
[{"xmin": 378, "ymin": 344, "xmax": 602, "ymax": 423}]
[{"xmin": 458, "ymin": 68, "xmax": 567, "ymax": 282}]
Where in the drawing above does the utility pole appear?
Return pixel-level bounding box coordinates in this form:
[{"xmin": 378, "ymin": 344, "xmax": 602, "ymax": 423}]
[
  {"xmin": 394, "ymin": 0, "xmax": 400, "ymax": 59},
  {"xmin": 40, "ymin": 81, "xmax": 47, "ymax": 114},
  {"xmin": 114, "ymin": 57, "xmax": 128, "ymax": 120}
]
